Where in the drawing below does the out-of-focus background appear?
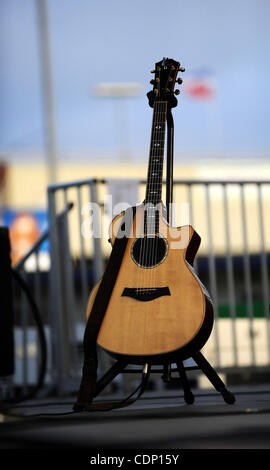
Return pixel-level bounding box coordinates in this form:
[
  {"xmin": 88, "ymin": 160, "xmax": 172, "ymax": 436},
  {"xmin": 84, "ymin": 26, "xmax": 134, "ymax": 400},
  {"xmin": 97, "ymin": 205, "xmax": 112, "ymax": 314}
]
[{"xmin": 0, "ymin": 0, "xmax": 270, "ymax": 399}]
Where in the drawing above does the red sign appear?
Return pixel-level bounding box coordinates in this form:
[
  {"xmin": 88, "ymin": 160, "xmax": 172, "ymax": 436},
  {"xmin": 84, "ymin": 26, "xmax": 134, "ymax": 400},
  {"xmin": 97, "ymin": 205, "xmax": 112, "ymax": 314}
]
[{"xmin": 184, "ymin": 69, "xmax": 216, "ymax": 101}]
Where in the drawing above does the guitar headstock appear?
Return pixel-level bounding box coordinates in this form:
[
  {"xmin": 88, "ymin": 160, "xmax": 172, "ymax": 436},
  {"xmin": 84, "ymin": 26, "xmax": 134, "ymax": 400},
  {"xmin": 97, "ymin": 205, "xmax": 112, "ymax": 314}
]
[{"xmin": 147, "ymin": 57, "xmax": 185, "ymax": 108}]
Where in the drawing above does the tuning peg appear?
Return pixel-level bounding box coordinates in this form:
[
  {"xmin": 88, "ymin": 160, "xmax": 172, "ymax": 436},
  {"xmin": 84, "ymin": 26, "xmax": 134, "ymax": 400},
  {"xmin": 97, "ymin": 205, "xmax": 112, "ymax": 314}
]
[
  {"xmin": 151, "ymin": 70, "xmax": 155, "ymax": 73},
  {"xmin": 176, "ymin": 78, "xmax": 183, "ymax": 84},
  {"xmin": 179, "ymin": 67, "xmax": 185, "ymax": 72},
  {"xmin": 174, "ymin": 89, "xmax": 180, "ymax": 95},
  {"xmin": 150, "ymin": 79, "xmax": 156, "ymax": 85}
]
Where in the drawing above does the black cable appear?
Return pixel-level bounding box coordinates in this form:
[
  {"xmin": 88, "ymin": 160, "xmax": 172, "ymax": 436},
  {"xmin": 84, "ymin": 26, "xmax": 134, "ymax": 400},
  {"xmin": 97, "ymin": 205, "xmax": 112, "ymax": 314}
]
[
  {"xmin": 90, "ymin": 375, "xmax": 149, "ymax": 412},
  {"xmin": 3, "ymin": 269, "xmax": 47, "ymax": 404},
  {"xmin": 2, "ymin": 385, "xmax": 270, "ymax": 418},
  {"xmin": 5, "ymin": 401, "xmax": 76, "ymax": 409},
  {"xmin": 3, "ymin": 403, "xmax": 270, "ymax": 421},
  {"xmin": 0, "ymin": 367, "xmax": 150, "ymax": 418},
  {"xmin": 4, "ymin": 387, "xmax": 270, "ymax": 410},
  {"xmin": 0, "ymin": 409, "xmax": 76, "ymax": 419},
  {"xmin": 73, "ymin": 365, "xmax": 151, "ymax": 413}
]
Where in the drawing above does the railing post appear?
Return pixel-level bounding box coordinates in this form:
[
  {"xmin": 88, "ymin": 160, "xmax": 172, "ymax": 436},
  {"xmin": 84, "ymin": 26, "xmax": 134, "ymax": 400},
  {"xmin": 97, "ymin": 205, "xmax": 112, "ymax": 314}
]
[
  {"xmin": 222, "ymin": 183, "xmax": 238, "ymax": 366},
  {"xmin": 257, "ymin": 183, "xmax": 270, "ymax": 361},
  {"xmin": 205, "ymin": 183, "xmax": 220, "ymax": 367},
  {"xmin": 239, "ymin": 183, "xmax": 256, "ymax": 366},
  {"xmin": 89, "ymin": 180, "xmax": 104, "ymax": 283},
  {"xmin": 47, "ymin": 187, "xmax": 70, "ymax": 393}
]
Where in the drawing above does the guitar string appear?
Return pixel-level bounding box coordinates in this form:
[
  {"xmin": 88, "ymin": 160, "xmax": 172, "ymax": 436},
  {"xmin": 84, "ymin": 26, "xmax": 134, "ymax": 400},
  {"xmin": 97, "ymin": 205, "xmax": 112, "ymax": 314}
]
[
  {"xmin": 141, "ymin": 116, "xmax": 157, "ymax": 292},
  {"xmin": 147, "ymin": 101, "xmax": 159, "ymax": 289},
  {"xmin": 143, "ymin": 101, "xmax": 161, "ymax": 292},
  {"xmin": 136, "ymin": 101, "xmax": 157, "ymax": 293},
  {"xmin": 137, "ymin": 100, "xmax": 158, "ymax": 292},
  {"xmin": 145, "ymin": 101, "xmax": 166, "ymax": 292},
  {"xmin": 151, "ymin": 101, "xmax": 167, "ymax": 290},
  {"xmin": 148, "ymin": 101, "xmax": 163, "ymax": 290},
  {"xmin": 146, "ymin": 101, "xmax": 165, "ymax": 292},
  {"xmin": 137, "ymin": 101, "xmax": 166, "ymax": 293}
]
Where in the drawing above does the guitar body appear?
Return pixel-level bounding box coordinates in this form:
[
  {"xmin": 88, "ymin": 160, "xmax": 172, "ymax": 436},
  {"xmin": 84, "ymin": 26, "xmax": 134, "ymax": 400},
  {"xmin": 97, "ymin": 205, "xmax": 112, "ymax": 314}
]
[
  {"xmin": 86, "ymin": 205, "xmax": 214, "ymax": 364},
  {"xmin": 85, "ymin": 58, "xmax": 214, "ymax": 367}
]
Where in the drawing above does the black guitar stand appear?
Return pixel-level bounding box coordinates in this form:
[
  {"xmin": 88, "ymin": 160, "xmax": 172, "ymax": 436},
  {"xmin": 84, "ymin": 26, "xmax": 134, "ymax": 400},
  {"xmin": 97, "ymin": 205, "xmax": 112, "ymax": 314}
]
[
  {"xmin": 86, "ymin": 108, "xmax": 235, "ymax": 408},
  {"xmin": 92, "ymin": 352, "xmax": 235, "ymax": 406}
]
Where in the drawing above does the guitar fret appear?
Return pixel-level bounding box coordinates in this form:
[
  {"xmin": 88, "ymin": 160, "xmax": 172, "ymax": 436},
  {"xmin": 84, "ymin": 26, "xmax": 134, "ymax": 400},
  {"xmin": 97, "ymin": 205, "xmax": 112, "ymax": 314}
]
[{"xmin": 145, "ymin": 100, "xmax": 167, "ymax": 233}]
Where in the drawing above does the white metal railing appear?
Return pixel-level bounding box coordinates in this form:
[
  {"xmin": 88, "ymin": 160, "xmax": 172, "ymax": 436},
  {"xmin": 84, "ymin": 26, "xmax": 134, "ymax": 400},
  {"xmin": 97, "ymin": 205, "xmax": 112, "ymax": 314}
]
[
  {"xmin": 6, "ymin": 178, "xmax": 270, "ymax": 397},
  {"xmin": 45, "ymin": 178, "xmax": 270, "ymax": 394}
]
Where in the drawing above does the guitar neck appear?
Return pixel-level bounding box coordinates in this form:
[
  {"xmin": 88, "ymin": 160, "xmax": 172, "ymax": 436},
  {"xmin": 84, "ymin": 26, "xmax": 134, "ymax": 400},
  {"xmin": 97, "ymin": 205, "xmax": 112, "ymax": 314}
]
[
  {"xmin": 145, "ymin": 101, "xmax": 167, "ymax": 206},
  {"xmin": 144, "ymin": 100, "xmax": 167, "ymax": 235}
]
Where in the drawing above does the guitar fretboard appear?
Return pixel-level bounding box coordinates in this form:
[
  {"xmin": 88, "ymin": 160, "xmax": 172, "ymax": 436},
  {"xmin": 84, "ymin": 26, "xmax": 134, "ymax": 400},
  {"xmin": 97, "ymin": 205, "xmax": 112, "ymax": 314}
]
[{"xmin": 144, "ymin": 101, "xmax": 167, "ymax": 235}]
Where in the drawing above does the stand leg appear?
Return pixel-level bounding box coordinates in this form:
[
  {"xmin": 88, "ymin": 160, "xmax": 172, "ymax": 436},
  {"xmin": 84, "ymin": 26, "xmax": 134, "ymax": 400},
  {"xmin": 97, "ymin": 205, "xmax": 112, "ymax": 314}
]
[
  {"xmin": 176, "ymin": 360, "xmax": 194, "ymax": 404},
  {"xmin": 192, "ymin": 351, "xmax": 235, "ymax": 404},
  {"xmin": 94, "ymin": 360, "xmax": 128, "ymax": 398}
]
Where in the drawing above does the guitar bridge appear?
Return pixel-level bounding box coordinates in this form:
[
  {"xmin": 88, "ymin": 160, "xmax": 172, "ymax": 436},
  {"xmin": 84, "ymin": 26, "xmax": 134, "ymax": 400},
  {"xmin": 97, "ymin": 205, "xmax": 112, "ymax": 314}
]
[{"xmin": 121, "ymin": 287, "xmax": 170, "ymax": 302}]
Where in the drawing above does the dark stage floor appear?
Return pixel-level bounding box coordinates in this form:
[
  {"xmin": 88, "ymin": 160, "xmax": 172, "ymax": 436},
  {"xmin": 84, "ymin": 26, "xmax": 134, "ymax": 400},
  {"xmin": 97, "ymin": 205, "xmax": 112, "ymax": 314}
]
[{"xmin": 0, "ymin": 384, "xmax": 270, "ymax": 450}]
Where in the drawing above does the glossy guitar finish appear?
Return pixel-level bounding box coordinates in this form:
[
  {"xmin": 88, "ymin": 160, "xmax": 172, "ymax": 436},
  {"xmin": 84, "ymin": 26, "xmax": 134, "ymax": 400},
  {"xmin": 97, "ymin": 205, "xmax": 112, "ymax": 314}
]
[
  {"xmin": 86, "ymin": 205, "xmax": 214, "ymax": 364},
  {"xmin": 86, "ymin": 58, "xmax": 214, "ymax": 365}
]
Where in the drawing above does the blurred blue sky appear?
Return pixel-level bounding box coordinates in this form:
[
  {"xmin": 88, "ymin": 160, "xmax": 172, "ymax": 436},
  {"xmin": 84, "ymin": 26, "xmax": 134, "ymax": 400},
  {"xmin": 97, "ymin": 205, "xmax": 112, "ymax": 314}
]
[{"xmin": 1, "ymin": 0, "xmax": 270, "ymax": 161}]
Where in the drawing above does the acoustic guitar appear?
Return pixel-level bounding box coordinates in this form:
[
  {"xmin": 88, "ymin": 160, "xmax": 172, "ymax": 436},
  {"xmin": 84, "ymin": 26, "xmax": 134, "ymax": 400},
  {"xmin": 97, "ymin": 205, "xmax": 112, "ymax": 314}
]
[{"xmin": 86, "ymin": 58, "xmax": 214, "ymax": 365}]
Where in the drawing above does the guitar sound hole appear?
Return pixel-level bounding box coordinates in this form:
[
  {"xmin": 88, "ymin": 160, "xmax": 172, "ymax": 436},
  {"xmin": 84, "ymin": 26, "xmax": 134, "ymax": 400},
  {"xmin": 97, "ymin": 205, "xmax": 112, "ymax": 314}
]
[{"xmin": 131, "ymin": 235, "xmax": 168, "ymax": 268}]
